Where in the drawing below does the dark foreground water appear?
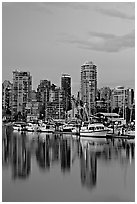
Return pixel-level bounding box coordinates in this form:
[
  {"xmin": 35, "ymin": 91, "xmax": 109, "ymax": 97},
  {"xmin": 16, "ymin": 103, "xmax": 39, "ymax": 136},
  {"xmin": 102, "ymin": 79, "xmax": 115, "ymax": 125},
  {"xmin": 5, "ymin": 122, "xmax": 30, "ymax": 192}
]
[{"xmin": 2, "ymin": 126, "xmax": 135, "ymax": 202}]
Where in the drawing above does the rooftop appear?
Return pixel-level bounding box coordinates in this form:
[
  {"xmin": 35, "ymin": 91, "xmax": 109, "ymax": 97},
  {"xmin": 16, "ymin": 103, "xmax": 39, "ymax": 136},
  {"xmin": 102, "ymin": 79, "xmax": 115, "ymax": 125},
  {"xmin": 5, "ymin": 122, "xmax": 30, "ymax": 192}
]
[
  {"xmin": 61, "ymin": 74, "xmax": 71, "ymax": 78},
  {"xmin": 81, "ymin": 61, "xmax": 96, "ymax": 66},
  {"xmin": 115, "ymin": 86, "xmax": 125, "ymax": 90}
]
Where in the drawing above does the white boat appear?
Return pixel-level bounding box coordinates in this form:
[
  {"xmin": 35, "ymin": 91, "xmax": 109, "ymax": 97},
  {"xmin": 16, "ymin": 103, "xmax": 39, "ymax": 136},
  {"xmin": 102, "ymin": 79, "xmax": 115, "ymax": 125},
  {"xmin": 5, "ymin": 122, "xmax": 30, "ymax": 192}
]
[
  {"xmin": 79, "ymin": 123, "xmax": 109, "ymax": 137},
  {"xmin": 62, "ymin": 124, "xmax": 76, "ymax": 133},
  {"xmin": 12, "ymin": 122, "xmax": 26, "ymax": 131},
  {"xmin": 26, "ymin": 122, "xmax": 38, "ymax": 132},
  {"xmin": 37, "ymin": 123, "xmax": 55, "ymax": 133},
  {"xmin": 127, "ymin": 130, "xmax": 135, "ymax": 136}
]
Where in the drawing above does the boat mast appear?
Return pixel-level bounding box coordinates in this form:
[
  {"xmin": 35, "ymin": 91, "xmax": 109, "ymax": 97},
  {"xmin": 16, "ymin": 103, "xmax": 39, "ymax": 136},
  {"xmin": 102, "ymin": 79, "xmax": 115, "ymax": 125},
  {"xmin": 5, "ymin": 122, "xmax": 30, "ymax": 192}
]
[
  {"xmin": 88, "ymin": 81, "xmax": 91, "ymax": 122},
  {"xmin": 59, "ymin": 89, "xmax": 60, "ymax": 120},
  {"xmin": 45, "ymin": 88, "xmax": 47, "ymax": 122},
  {"xmin": 123, "ymin": 89, "xmax": 125, "ymax": 119},
  {"xmin": 130, "ymin": 105, "xmax": 133, "ymax": 122}
]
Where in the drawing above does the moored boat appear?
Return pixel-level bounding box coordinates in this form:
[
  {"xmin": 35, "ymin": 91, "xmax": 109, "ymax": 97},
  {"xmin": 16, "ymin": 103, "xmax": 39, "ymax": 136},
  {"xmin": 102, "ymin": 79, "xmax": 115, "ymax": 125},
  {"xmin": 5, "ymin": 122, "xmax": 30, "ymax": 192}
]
[
  {"xmin": 12, "ymin": 122, "xmax": 26, "ymax": 131},
  {"xmin": 62, "ymin": 123, "xmax": 76, "ymax": 133},
  {"xmin": 26, "ymin": 122, "xmax": 38, "ymax": 132},
  {"xmin": 127, "ymin": 130, "xmax": 135, "ymax": 136},
  {"xmin": 37, "ymin": 123, "xmax": 55, "ymax": 133},
  {"xmin": 79, "ymin": 123, "xmax": 109, "ymax": 137}
]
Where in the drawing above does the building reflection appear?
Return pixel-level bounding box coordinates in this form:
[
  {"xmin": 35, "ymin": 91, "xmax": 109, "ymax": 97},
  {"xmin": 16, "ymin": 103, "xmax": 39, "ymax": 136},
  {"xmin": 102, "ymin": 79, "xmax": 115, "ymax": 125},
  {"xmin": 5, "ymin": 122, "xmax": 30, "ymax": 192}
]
[
  {"xmin": 11, "ymin": 135, "xmax": 31, "ymax": 179},
  {"xmin": 2, "ymin": 129, "xmax": 31, "ymax": 179},
  {"xmin": 2, "ymin": 126, "xmax": 135, "ymax": 184},
  {"xmin": 36, "ymin": 137, "xmax": 50, "ymax": 170},
  {"xmin": 93, "ymin": 138, "xmax": 135, "ymax": 163},
  {"xmin": 50, "ymin": 136, "xmax": 60, "ymax": 164},
  {"xmin": 2, "ymin": 130, "xmax": 12, "ymax": 167},
  {"xmin": 79, "ymin": 137, "xmax": 135, "ymax": 190},
  {"xmin": 60, "ymin": 138, "xmax": 71, "ymax": 172},
  {"xmin": 130, "ymin": 143, "xmax": 135, "ymax": 159},
  {"xmin": 80, "ymin": 146, "xmax": 97, "ymax": 189}
]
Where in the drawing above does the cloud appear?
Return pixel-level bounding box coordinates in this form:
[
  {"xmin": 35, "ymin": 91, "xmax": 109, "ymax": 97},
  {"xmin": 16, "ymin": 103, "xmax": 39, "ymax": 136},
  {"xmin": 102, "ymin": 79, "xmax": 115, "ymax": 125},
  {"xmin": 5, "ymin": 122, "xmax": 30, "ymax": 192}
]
[
  {"xmin": 96, "ymin": 7, "xmax": 135, "ymax": 20},
  {"xmin": 3, "ymin": 2, "xmax": 53, "ymax": 14},
  {"xmin": 60, "ymin": 30, "xmax": 135, "ymax": 53},
  {"xmin": 46, "ymin": 2, "xmax": 89, "ymax": 10}
]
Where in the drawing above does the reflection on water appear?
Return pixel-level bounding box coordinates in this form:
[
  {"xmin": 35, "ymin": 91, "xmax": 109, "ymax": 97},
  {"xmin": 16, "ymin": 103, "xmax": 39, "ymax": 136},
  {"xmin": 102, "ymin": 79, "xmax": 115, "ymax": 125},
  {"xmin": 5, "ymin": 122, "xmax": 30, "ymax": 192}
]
[
  {"xmin": 2, "ymin": 131, "xmax": 31, "ymax": 179},
  {"xmin": 80, "ymin": 148, "xmax": 97, "ymax": 189},
  {"xmin": 2, "ymin": 127, "xmax": 135, "ymax": 201}
]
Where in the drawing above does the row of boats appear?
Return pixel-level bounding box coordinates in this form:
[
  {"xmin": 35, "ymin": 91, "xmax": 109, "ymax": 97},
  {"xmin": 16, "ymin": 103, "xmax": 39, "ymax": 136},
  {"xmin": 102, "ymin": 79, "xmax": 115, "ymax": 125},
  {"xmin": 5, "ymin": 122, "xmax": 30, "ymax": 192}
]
[
  {"xmin": 12, "ymin": 120, "xmax": 135, "ymax": 137},
  {"xmin": 12, "ymin": 121, "xmax": 111, "ymax": 137},
  {"xmin": 12, "ymin": 122, "xmax": 55, "ymax": 133}
]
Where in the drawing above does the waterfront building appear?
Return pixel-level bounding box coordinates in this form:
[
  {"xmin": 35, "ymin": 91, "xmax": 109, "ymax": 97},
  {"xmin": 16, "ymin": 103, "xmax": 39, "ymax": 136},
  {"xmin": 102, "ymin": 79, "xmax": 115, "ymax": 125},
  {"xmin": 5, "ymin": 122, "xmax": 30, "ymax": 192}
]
[
  {"xmin": 25, "ymin": 101, "xmax": 39, "ymax": 122},
  {"xmin": 61, "ymin": 74, "xmax": 71, "ymax": 112},
  {"xmin": 95, "ymin": 112, "xmax": 126, "ymax": 125},
  {"xmin": 111, "ymin": 86, "xmax": 125, "ymax": 110},
  {"xmin": 12, "ymin": 70, "xmax": 32, "ymax": 116},
  {"xmin": 81, "ymin": 61, "xmax": 97, "ymax": 116},
  {"xmin": 111, "ymin": 86, "xmax": 135, "ymax": 122},
  {"xmin": 2, "ymin": 80, "xmax": 13, "ymax": 112},
  {"xmin": 111, "ymin": 86, "xmax": 134, "ymax": 111},
  {"xmin": 96, "ymin": 100, "xmax": 108, "ymax": 113}
]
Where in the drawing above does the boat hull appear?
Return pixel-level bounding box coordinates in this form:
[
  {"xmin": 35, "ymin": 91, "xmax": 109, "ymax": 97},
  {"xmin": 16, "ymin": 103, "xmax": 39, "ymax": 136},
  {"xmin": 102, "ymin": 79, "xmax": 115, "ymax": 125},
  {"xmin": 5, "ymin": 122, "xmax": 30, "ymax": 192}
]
[
  {"xmin": 80, "ymin": 130, "xmax": 108, "ymax": 137},
  {"xmin": 13, "ymin": 126, "xmax": 25, "ymax": 131},
  {"xmin": 62, "ymin": 129, "xmax": 73, "ymax": 133},
  {"xmin": 37, "ymin": 129, "xmax": 54, "ymax": 133},
  {"xmin": 127, "ymin": 130, "xmax": 135, "ymax": 136},
  {"xmin": 26, "ymin": 128, "xmax": 35, "ymax": 132}
]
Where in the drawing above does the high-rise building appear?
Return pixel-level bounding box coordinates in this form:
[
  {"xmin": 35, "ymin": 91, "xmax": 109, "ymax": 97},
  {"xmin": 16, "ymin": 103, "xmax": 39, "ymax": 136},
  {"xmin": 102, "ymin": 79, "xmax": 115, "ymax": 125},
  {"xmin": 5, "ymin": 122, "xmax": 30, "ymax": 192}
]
[
  {"xmin": 126, "ymin": 88, "xmax": 134, "ymax": 108},
  {"xmin": 36, "ymin": 80, "xmax": 65, "ymax": 120},
  {"xmin": 36, "ymin": 80, "xmax": 51, "ymax": 104},
  {"xmin": 25, "ymin": 90, "xmax": 39, "ymax": 121},
  {"xmin": 111, "ymin": 86, "xmax": 126, "ymax": 111},
  {"xmin": 61, "ymin": 74, "xmax": 71, "ymax": 112},
  {"xmin": 36, "ymin": 80, "xmax": 51, "ymax": 119},
  {"xmin": 47, "ymin": 86, "xmax": 64, "ymax": 119},
  {"xmin": 111, "ymin": 86, "xmax": 135, "ymax": 121},
  {"xmin": 81, "ymin": 61, "xmax": 97, "ymax": 115},
  {"xmin": 2, "ymin": 80, "xmax": 13, "ymax": 112},
  {"xmin": 111, "ymin": 86, "xmax": 134, "ymax": 111},
  {"xmin": 12, "ymin": 70, "xmax": 32, "ymax": 116}
]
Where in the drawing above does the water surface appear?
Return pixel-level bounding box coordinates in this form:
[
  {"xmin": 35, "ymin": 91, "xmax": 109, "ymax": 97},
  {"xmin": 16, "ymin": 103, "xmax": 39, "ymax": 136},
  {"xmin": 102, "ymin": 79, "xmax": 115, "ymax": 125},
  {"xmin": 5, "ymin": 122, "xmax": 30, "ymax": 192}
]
[{"xmin": 2, "ymin": 127, "xmax": 135, "ymax": 202}]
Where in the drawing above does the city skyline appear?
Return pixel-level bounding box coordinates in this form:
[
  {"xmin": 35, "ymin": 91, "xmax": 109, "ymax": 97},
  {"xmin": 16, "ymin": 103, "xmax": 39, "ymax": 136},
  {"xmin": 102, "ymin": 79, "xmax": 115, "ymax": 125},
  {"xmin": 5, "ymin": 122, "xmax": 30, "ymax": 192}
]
[{"xmin": 2, "ymin": 2, "xmax": 135, "ymax": 94}]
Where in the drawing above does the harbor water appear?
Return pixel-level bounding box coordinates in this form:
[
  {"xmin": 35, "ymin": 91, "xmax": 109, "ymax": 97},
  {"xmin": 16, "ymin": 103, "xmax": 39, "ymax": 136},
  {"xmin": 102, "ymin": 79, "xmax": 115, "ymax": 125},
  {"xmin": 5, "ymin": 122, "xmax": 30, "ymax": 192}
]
[{"xmin": 2, "ymin": 126, "xmax": 135, "ymax": 202}]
